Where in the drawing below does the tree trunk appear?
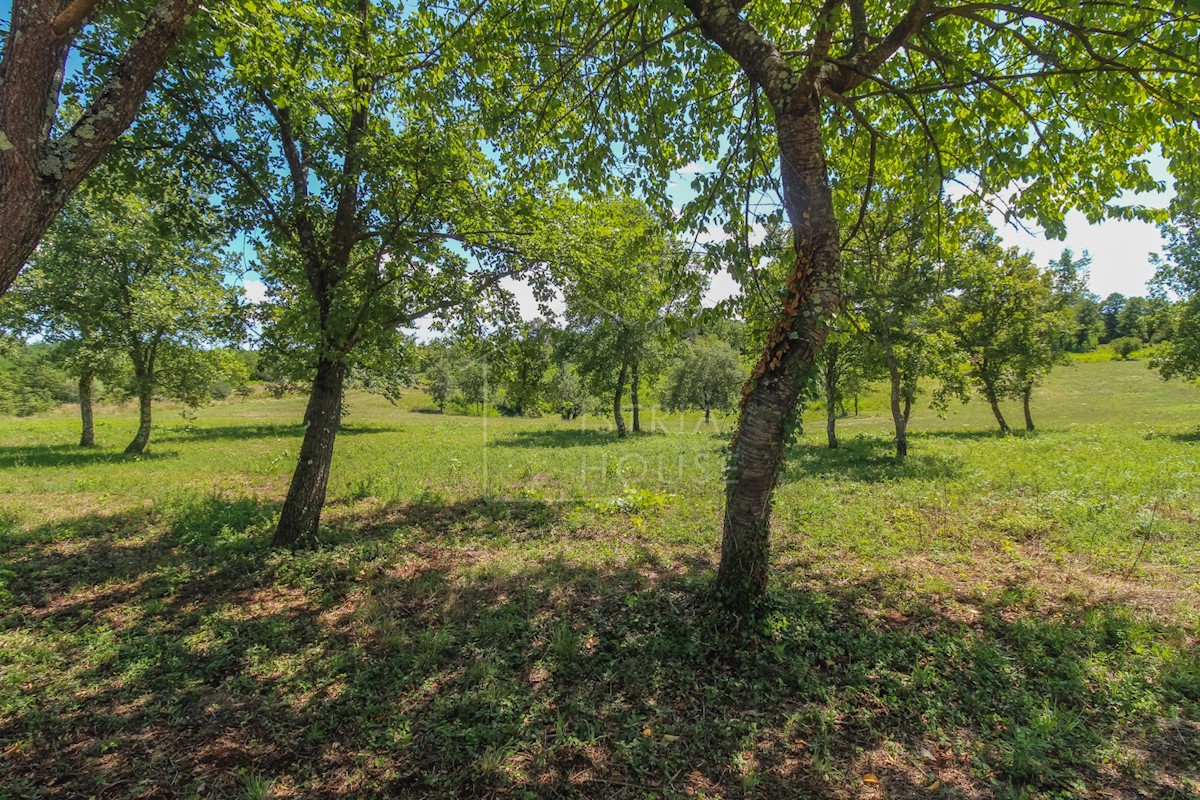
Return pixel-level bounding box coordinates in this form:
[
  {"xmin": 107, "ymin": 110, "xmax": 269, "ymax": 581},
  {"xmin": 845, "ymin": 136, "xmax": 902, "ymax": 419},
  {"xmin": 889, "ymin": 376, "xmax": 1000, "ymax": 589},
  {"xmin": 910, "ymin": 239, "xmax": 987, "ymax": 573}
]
[
  {"xmin": 704, "ymin": 399, "xmax": 712, "ymax": 425},
  {"xmin": 631, "ymin": 358, "xmax": 641, "ymax": 433},
  {"xmin": 884, "ymin": 340, "xmax": 908, "ymax": 458},
  {"xmin": 716, "ymin": 107, "xmax": 840, "ymax": 610},
  {"xmin": 824, "ymin": 343, "xmax": 839, "ymax": 449},
  {"xmin": 124, "ymin": 381, "xmax": 153, "ymax": 454},
  {"xmin": 0, "ymin": 0, "xmax": 203, "ymax": 295},
  {"xmin": 1022, "ymin": 384, "xmax": 1035, "ymax": 431},
  {"xmin": 981, "ymin": 377, "xmax": 1010, "ymax": 433},
  {"xmin": 78, "ymin": 370, "xmax": 96, "ymax": 447},
  {"xmin": 274, "ymin": 357, "xmax": 346, "ymax": 547},
  {"xmin": 613, "ymin": 360, "xmax": 628, "ymax": 438}
]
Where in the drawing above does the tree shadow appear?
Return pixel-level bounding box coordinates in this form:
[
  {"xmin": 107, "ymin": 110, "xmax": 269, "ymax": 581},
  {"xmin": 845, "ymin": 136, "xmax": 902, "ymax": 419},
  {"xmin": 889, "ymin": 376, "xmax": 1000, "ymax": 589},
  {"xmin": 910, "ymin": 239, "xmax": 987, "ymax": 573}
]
[
  {"xmin": 153, "ymin": 422, "xmax": 399, "ymax": 444},
  {"xmin": 785, "ymin": 435, "xmax": 962, "ymax": 483},
  {"xmin": 1, "ymin": 496, "xmax": 1196, "ymax": 799},
  {"xmin": 1166, "ymin": 427, "xmax": 1200, "ymax": 444},
  {"xmin": 490, "ymin": 427, "xmax": 629, "ymax": 448},
  {"xmin": 0, "ymin": 444, "xmax": 178, "ymax": 469}
]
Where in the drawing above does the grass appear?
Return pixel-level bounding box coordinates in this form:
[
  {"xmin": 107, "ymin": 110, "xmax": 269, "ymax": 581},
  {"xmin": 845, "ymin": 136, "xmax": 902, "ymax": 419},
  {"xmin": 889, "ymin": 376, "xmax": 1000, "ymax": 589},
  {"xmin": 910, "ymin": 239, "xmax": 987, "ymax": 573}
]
[{"xmin": 0, "ymin": 359, "xmax": 1197, "ymax": 798}]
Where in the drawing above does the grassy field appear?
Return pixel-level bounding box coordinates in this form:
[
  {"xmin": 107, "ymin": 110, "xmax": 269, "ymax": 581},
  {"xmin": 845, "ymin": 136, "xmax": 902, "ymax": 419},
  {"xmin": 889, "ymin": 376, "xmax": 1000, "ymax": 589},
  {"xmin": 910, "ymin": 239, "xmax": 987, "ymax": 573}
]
[{"xmin": 1, "ymin": 359, "xmax": 1197, "ymax": 799}]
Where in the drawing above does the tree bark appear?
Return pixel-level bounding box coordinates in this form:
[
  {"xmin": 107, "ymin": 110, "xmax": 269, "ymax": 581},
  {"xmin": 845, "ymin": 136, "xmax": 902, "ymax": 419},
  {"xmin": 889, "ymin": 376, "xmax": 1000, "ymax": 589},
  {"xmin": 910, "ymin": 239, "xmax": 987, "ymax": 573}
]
[
  {"xmin": 79, "ymin": 370, "xmax": 96, "ymax": 447},
  {"xmin": 704, "ymin": 399, "xmax": 712, "ymax": 425},
  {"xmin": 0, "ymin": 0, "xmax": 203, "ymax": 295},
  {"xmin": 981, "ymin": 376, "xmax": 1011, "ymax": 433},
  {"xmin": 613, "ymin": 360, "xmax": 628, "ymax": 438},
  {"xmin": 1022, "ymin": 384, "xmax": 1034, "ymax": 431},
  {"xmin": 125, "ymin": 380, "xmax": 153, "ymax": 454},
  {"xmin": 274, "ymin": 357, "xmax": 346, "ymax": 547},
  {"xmin": 883, "ymin": 338, "xmax": 908, "ymax": 458},
  {"xmin": 820, "ymin": 343, "xmax": 840, "ymax": 450},
  {"xmin": 631, "ymin": 358, "xmax": 641, "ymax": 433},
  {"xmin": 715, "ymin": 106, "xmax": 840, "ymax": 609}
]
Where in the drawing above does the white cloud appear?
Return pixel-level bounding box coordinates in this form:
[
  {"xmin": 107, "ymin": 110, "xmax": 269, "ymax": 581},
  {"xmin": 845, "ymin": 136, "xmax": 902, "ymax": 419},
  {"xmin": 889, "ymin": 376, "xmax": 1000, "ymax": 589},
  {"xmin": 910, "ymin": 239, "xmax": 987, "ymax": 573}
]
[
  {"xmin": 991, "ymin": 210, "xmax": 1166, "ymax": 298},
  {"xmin": 500, "ymin": 275, "xmax": 566, "ymax": 321},
  {"xmin": 677, "ymin": 161, "xmax": 705, "ymax": 175},
  {"xmin": 242, "ymin": 279, "xmax": 268, "ymax": 304},
  {"xmin": 703, "ymin": 267, "xmax": 741, "ymax": 308}
]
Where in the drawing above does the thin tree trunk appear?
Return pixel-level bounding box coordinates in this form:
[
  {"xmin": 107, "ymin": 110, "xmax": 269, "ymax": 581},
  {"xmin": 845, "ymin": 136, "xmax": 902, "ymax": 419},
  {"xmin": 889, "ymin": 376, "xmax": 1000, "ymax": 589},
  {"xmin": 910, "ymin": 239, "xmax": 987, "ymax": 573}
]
[
  {"xmin": 78, "ymin": 370, "xmax": 95, "ymax": 447},
  {"xmin": 124, "ymin": 380, "xmax": 153, "ymax": 454},
  {"xmin": 885, "ymin": 341, "xmax": 908, "ymax": 458},
  {"xmin": 704, "ymin": 399, "xmax": 712, "ymax": 425},
  {"xmin": 1022, "ymin": 384, "xmax": 1034, "ymax": 431},
  {"xmin": 716, "ymin": 107, "xmax": 840, "ymax": 609},
  {"xmin": 274, "ymin": 357, "xmax": 346, "ymax": 547},
  {"xmin": 613, "ymin": 360, "xmax": 627, "ymax": 438},
  {"xmin": 981, "ymin": 377, "xmax": 1010, "ymax": 433},
  {"xmin": 820, "ymin": 340, "xmax": 840, "ymax": 448},
  {"xmin": 631, "ymin": 358, "xmax": 640, "ymax": 433}
]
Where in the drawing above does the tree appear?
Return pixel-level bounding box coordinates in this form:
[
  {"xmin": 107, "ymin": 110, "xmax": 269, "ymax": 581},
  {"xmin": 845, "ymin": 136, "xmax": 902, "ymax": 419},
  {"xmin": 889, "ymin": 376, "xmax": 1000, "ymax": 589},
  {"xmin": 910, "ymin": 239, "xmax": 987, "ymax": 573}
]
[
  {"xmin": 662, "ymin": 334, "xmax": 744, "ymax": 425},
  {"xmin": 1150, "ymin": 183, "xmax": 1200, "ymax": 382},
  {"xmin": 6, "ymin": 173, "xmax": 237, "ymax": 452},
  {"xmin": 1048, "ymin": 250, "xmax": 1105, "ymax": 352},
  {"xmin": 556, "ymin": 197, "xmax": 701, "ymax": 438},
  {"xmin": 1101, "ymin": 293, "xmax": 1128, "ymax": 344},
  {"xmin": 168, "ymin": 0, "xmax": 545, "ymax": 546},
  {"xmin": 943, "ymin": 235, "xmax": 1065, "ymax": 433},
  {"xmin": 0, "ymin": 0, "xmax": 205, "ymax": 294},
  {"xmin": 424, "ymin": 352, "xmax": 457, "ymax": 413},
  {"xmin": 477, "ymin": 0, "xmax": 1198, "ymax": 607},
  {"xmin": 840, "ymin": 185, "xmax": 964, "ymax": 457},
  {"xmin": 499, "ymin": 320, "xmax": 553, "ymax": 416}
]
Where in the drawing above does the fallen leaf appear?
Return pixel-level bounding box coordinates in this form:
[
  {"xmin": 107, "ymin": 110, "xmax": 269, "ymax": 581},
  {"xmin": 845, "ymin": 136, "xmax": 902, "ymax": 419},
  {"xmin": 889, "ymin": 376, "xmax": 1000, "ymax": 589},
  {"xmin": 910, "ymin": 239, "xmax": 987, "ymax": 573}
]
[
  {"xmin": 926, "ymin": 779, "xmax": 941, "ymax": 791},
  {"xmin": 662, "ymin": 734, "xmax": 680, "ymax": 743},
  {"xmin": 689, "ymin": 771, "xmax": 702, "ymax": 780},
  {"xmin": 863, "ymin": 773, "xmax": 880, "ymax": 785},
  {"xmin": 793, "ymin": 738, "xmax": 808, "ymax": 748}
]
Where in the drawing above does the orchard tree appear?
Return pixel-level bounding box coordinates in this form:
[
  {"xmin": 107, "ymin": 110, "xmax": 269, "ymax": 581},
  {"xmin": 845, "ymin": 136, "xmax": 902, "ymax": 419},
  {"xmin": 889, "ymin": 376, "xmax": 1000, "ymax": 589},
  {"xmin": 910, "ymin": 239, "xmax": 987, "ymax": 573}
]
[
  {"xmin": 0, "ymin": 0, "xmax": 205, "ymax": 294},
  {"xmin": 7, "ymin": 174, "xmax": 238, "ymax": 452},
  {"xmin": 476, "ymin": 0, "xmax": 1199, "ymax": 607},
  {"xmin": 556, "ymin": 197, "xmax": 702, "ymax": 437},
  {"xmin": 943, "ymin": 232, "xmax": 1064, "ymax": 434},
  {"xmin": 500, "ymin": 320, "xmax": 553, "ymax": 416},
  {"xmin": 165, "ymin": 0, "xmax": 545, "ymax": 546},
  {"xmin": 815, "ymin": 322, "xmax": 877, "ymax": 449},
  {"xmin": 424, "ymin": 350, "xmax": 457, "ymax": 413},
  {"xmin": 840, "ymin": 178, "xmax": 964, "ymax": 457},
  {"xmin": 662, "ymin": 334, "xmax": 744, "ymax": 425}
]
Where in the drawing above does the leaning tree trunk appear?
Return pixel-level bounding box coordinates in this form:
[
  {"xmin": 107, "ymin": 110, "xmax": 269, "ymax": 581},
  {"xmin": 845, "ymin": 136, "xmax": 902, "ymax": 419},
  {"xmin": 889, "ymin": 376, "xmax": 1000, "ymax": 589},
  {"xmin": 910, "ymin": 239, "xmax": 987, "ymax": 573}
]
[
  {"xmin": 78, "ymin": 370, "xmax": 96, "ymax": 447},
  {"xmin": 980, "ymin": 374, "xmax": 1010, "ymax": 433},
  {"xmin": 613, "ymin": 360, "xmax": 628, "ymax": 438},
  {"xmin": 631, "ymin": 358, "xmax": 641, "ymax": 433},
  {"xmin": 716, "ymin": 107, "xmax": 841, "ymax": 609},
  {"xmin": 884, "ymin": 340, "xmax": 908, "ymax": 458},
  {"xmin": 1022, "ymin": 384, "xmax": 1035, "ymax": 431},
  {"xmin": 125, "ymin": 380, "xmax": 153, "ymax": 454},
  {"xmin": 823, "ymin": 343, "xmax": 839, "ymax": 449},
  {"xmin": 274, "ymin": 357, "xmax": 347, "ymax": 547}
]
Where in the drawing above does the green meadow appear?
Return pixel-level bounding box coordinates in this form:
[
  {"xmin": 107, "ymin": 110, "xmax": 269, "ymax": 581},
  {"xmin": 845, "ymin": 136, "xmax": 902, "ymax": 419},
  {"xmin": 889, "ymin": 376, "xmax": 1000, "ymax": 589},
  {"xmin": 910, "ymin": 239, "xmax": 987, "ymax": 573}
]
[{"xmin": 1, "ymin": 359, "xmax": 1197, "ymax": 799}]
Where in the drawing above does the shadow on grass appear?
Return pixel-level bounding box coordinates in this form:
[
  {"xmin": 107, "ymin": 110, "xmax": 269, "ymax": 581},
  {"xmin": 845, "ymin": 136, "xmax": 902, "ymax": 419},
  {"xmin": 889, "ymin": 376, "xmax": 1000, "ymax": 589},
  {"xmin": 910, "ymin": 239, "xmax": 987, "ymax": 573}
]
[
  {"xmin": 0, "ymin": 444, "xmax": 179, "ymax": 470},
  {"xmin": 1, "ymin": 494, "xmax": 1197, "ymax": 799},
  {"xmin": 154, "ymin": 422, "xmax": 399, "ymax": 444},
  {"xmin": 785, "ymin": 435, "xmax": 963, "ymax": 483},
  {"xmin": 491, "ymin": 427, "xmax": 673, "ymax": 449},
  {"xmin": 1166, "ymin": 427, "xmax": 1200, "ymax": 444}
]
